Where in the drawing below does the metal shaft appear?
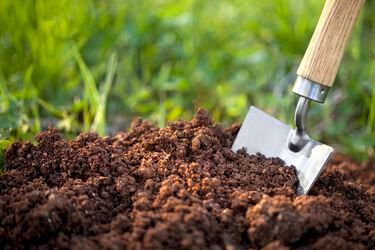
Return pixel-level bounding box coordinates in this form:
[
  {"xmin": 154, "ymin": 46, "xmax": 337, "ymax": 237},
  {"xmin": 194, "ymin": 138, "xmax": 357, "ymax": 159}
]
[
  {"xmin": 289, "ymin": 96, "xmax": 311, "ymax": 152},
  {"xmin": 289, "ymin": 76, "xmax": 329, "ymax": 152}
]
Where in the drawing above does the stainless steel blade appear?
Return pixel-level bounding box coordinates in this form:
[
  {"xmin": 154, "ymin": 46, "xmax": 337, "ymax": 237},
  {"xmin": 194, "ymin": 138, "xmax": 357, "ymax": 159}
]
[{"xmin": 232, "ymin": 106, "xmax": 334, "ymax": 195}]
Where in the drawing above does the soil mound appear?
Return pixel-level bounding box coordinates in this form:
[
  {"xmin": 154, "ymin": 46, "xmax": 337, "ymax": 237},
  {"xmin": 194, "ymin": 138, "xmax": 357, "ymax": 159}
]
[{"xmin": 1, "ymin": 109, "xmax": 374, "ymax": 249}]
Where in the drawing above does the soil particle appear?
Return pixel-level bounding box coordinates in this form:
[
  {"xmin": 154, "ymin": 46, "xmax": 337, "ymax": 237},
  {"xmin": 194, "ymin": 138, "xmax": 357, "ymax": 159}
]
[{"xmin": 0, "ymin": 109, "xmax": 374, "ymax": 249}]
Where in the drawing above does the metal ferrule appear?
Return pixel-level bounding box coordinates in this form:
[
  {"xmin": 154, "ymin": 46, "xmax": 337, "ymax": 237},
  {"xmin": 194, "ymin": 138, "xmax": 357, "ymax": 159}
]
[{"xmin": 292, "ymin": 76, "xmax": 329, "ymax": 103}]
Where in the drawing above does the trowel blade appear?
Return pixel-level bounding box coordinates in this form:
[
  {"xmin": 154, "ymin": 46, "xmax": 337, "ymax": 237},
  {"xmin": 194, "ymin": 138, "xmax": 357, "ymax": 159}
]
[{"xmin": 231, "ymin": 106, "xmax": 333, "ymax": 195}]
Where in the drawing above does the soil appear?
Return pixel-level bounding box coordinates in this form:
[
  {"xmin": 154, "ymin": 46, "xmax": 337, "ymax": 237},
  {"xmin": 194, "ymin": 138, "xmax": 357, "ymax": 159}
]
[{"xmin": 0, "ymin": 109, "xmax": 374, "ymax": 250}]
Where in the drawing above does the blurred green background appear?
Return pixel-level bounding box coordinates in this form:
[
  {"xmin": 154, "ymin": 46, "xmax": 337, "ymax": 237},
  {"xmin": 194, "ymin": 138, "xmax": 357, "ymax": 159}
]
[{"xmin": 0, "ymin": 0, "xmax": 374, "ymax": 163}]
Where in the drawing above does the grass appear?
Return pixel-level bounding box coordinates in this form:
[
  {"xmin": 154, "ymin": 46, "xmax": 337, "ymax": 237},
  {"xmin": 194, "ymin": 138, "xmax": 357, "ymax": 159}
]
[{"xmin": 0, "ymin": 0, "xmax": 374, "ymax": 165}]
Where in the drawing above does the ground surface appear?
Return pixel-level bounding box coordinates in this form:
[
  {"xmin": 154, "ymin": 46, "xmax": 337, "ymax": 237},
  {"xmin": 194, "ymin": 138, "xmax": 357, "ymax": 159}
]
[{"xmin": 0, "ymin": 109, "xmax": 374, "ymax": 250}]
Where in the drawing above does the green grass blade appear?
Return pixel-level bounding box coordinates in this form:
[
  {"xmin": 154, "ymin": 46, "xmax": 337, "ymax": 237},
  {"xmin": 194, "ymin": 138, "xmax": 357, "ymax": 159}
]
[
  {"xmin": 73, "ymin": 47, "xmax": 100, "ymax": 131},
  {"xmin": 91, "ymin": 52, "xmax": 118, "ymax": 135}
]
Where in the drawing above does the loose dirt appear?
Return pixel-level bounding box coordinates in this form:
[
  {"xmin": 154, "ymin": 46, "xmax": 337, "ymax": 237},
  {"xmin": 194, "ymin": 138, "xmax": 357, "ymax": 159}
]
[{"xmin": 0, "ymin": 109, "xmax": 374, "ymax": 249}]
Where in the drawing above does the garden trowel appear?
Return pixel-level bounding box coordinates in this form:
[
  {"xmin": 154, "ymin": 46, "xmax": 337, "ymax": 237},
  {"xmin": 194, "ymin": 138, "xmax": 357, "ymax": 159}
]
[{"xmin": 232, "ymin": 0, "xmax": 365, "ymax": 195}]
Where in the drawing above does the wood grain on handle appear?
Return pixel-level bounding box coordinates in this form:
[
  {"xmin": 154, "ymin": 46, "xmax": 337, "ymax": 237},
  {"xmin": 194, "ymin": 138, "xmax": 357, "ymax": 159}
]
[{"xmin": 297, "ymin": 0, "xmax": 365, "ymax": 87}]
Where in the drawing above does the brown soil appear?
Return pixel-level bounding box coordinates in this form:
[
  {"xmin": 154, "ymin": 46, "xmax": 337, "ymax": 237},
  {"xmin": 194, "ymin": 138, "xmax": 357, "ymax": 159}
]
[{"xmin": 0, "ymin": 109, "xmax": 374, "ymax": 250}]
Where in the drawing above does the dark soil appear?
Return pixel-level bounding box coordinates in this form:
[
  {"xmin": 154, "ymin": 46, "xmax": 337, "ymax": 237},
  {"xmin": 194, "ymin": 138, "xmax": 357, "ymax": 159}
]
[{"xmin": 1, "ymin": 109, "xmax": 374, "ymax": 250}]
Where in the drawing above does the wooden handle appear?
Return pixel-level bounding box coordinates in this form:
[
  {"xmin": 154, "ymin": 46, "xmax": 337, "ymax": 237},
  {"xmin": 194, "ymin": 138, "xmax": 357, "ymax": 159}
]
[{"xmin": 297, "ymin": 0, "xmax": 365, "ymax": 87}]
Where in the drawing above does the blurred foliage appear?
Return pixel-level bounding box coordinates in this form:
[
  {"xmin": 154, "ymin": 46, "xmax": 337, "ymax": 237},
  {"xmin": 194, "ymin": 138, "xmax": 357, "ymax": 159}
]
[{"xmin": 0, "ymin": 0, "xmax": 374, "ymax": 161}]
